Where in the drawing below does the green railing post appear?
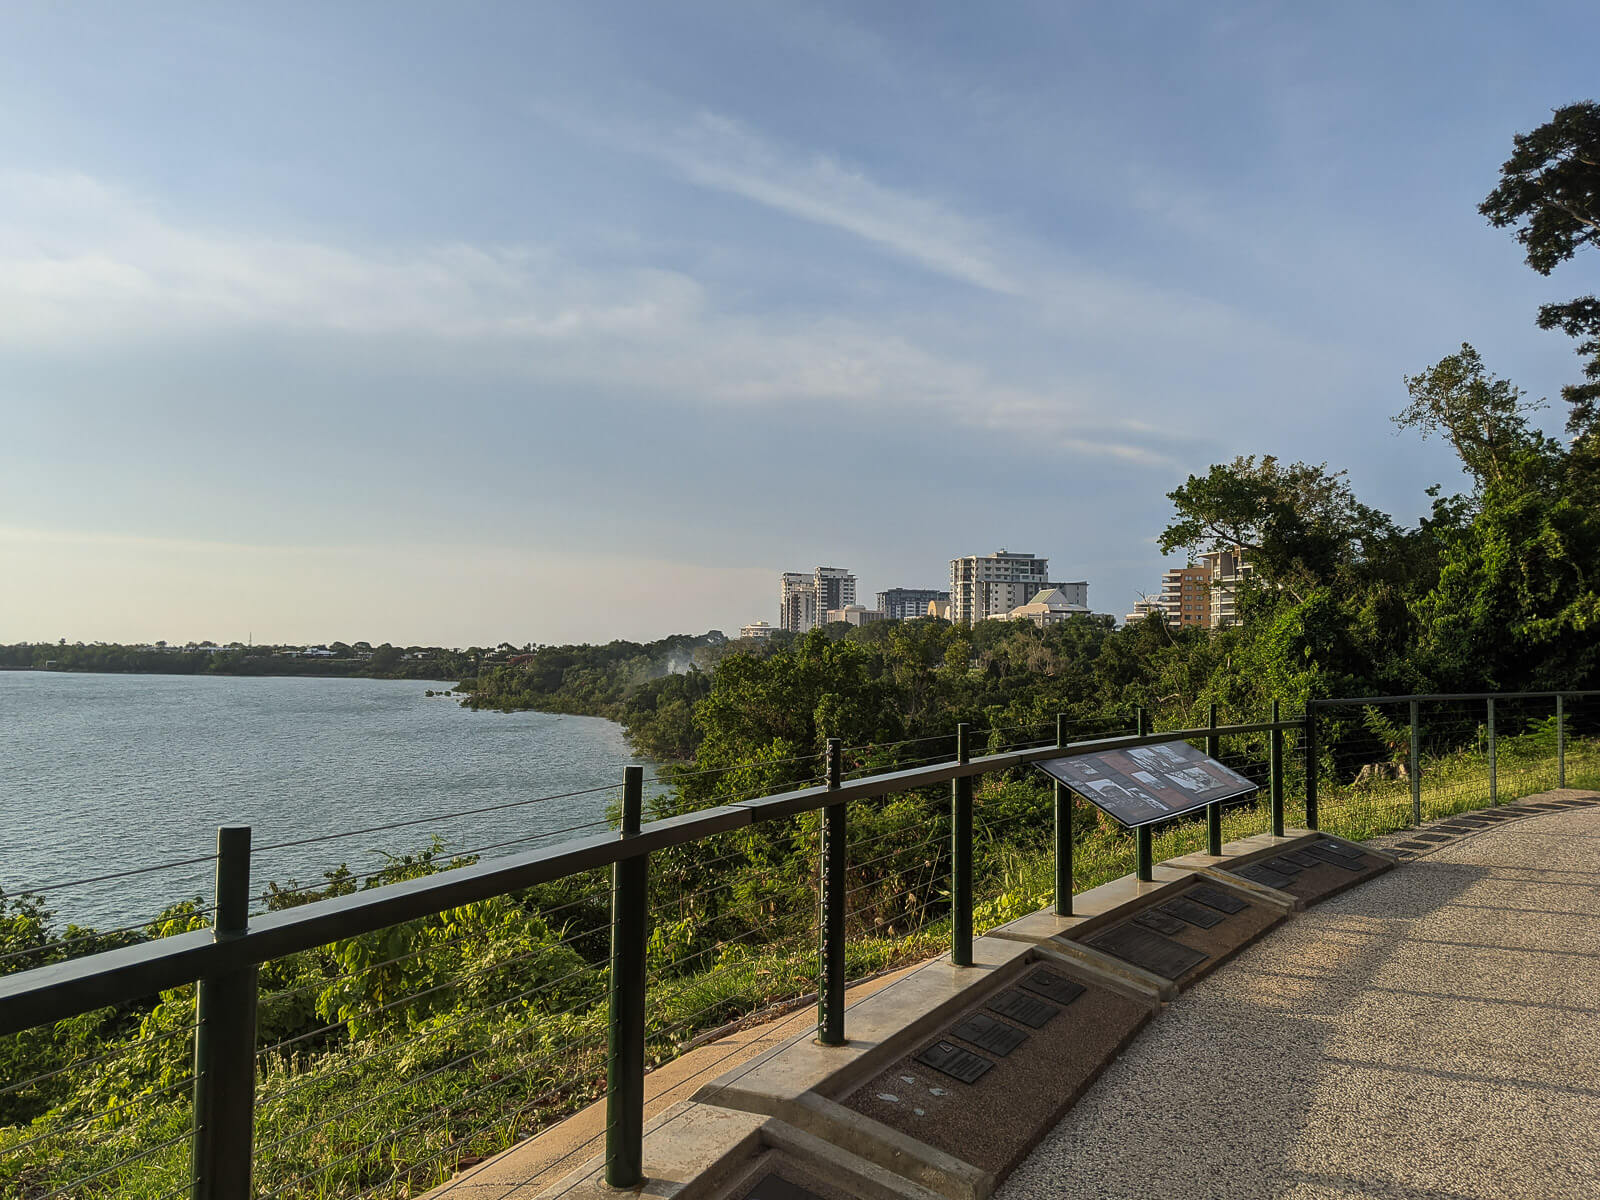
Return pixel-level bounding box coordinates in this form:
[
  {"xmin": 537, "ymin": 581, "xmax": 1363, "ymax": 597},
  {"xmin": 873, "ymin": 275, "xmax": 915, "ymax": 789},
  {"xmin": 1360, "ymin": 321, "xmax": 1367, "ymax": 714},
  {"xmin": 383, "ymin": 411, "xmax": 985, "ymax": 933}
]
[
  {"xmin": 1206, "ymin": 702, "xmax": 1222, "ymax": 855},
  {"xmin": 818, "ymin": 738, "xmax": 846, "ymax": 1045},
  {"xmin": 1487, "ymin": 697, "xmax": 1498, "ymax": 806},
  {"xmin": 1409, "ymin": 699, "xmax": 1421, "ymax": 826},
  {"xmin": 1557, "ymin": 694, "xmax": 1566, "ymax": 788},
  {"xmin": 1269, "ymin": 699, "xmax": 1284, "ymax": 838},
  {"xmin": 1135, "ymin": 707, "xmax": 1153, "ymax": 882},
  {"xmin": 1303, "ymin": 704, "xmax": 1319, "ymax": 831},
  {"xmin": 192, "ymin": 826, "xmax": 257, "ymax": 1200},
  {"xmin": 951, "ymin": 723, "xmax": 973, "ymax": 966},
  {"xmin": 1054, "ymin": 713, "xmax": 1072, "ymax": 916},
  {"xmin": 605, "ymin": 766, "xmax": 648, "ymax": 1189}
]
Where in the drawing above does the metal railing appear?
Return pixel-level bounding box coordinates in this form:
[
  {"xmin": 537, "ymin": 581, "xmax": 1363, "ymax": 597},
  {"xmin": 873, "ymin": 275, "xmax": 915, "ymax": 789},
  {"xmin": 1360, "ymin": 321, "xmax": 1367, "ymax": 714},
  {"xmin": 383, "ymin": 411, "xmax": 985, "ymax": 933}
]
[{"xmin": 1, "ymin": 690, "xmax": 1595, "ymax": 1197}]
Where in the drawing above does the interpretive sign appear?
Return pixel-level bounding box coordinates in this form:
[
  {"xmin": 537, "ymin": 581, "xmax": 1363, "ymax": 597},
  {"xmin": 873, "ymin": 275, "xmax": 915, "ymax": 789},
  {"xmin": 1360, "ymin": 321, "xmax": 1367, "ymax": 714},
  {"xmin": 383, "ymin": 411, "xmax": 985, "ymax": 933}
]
[{"xmin": 1035, "ymin": 739, "xmax": 1256, "ymax": 829}]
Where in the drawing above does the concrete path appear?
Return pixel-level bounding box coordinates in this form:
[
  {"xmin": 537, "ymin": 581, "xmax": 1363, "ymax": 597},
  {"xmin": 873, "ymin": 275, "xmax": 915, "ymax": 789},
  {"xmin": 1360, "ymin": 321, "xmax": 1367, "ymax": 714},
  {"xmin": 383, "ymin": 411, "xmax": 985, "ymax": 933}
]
[{"xmin": 999, "ymin": 797, "xmax": 1600, "ymax": 1200}]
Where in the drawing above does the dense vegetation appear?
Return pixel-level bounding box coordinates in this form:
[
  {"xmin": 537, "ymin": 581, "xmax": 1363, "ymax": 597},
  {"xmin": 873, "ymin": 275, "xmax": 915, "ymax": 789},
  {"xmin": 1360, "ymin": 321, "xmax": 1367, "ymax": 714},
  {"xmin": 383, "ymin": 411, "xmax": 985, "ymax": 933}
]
[
  {"xmin": 4, "ymin": 102, "xmax": 1600, "ymax": 1199},
  {"xmin": 0, "ymin": 640, "xmax": 467, "ymax": 680}
]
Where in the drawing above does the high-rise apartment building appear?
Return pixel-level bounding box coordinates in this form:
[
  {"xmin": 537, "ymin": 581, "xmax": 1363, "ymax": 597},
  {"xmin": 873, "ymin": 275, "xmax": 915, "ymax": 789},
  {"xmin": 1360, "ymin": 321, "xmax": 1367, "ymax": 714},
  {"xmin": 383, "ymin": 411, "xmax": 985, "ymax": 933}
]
[
  {"xmin": 1160, "ymin": 565, "xmax": 1211, "ymax": 627},
  {"xmin": 778, "ymin": 567, "xmax": 858, "ymax": 633},
  {"xmin": 779, "ymin": 572, "xmax": 816, "ymax": 633},
  {"xmin": 1197, "ymin": 548, "xmax": 1252, "ymax": 627},
  {"xmin": 1124, "ymin": 596, "xmax": 1171, "ymax": 626},
  {"xmin": 813, "ymin": 567, "xmax": 856, "ymax": 614},
  {"xmin": 949, "ymin": 550, "xmax": 1055, "ymax": 625},
  {"xmin": 876, "ymin": 588, "xmax": 950, "ymax": 621}
]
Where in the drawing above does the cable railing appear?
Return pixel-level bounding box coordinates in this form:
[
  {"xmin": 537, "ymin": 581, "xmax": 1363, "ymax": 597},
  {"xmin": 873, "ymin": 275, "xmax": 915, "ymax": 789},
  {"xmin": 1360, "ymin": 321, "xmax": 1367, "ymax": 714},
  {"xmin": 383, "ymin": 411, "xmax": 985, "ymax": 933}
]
[{"xmin": 1, "ymin": 689, "xmax": 1596, "ymax": 1198}]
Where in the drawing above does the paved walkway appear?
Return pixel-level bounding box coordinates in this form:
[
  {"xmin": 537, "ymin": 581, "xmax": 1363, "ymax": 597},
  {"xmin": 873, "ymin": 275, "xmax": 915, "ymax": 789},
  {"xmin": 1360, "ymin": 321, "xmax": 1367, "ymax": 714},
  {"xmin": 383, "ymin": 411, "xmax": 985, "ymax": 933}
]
[{"xmin": 999, "ymin": 794, "xmax": 1600, "ymax": 1200}]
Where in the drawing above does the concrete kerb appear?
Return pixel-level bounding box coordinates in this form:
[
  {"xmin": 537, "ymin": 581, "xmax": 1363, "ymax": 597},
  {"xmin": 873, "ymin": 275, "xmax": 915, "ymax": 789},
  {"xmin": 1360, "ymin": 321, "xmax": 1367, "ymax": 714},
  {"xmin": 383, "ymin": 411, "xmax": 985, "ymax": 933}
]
[{"xmin": 691, "ymin": 935, "xmax": 1035, "ymax": 1119}]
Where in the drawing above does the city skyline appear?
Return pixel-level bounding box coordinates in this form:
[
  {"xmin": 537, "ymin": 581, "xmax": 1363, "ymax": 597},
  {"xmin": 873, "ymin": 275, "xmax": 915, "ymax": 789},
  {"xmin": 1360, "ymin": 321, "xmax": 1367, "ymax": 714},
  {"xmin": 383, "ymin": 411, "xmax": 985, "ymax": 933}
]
[{"xmin": 1, "ymin": 4, "xmax": 1593, "ymax": 646}]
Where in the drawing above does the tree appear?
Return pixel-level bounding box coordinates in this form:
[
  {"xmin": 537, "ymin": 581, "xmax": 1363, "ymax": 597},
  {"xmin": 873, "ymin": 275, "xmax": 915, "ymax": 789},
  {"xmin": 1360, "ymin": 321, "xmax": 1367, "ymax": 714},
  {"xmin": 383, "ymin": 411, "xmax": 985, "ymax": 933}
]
[
  {"xmin": 1481, "ymin": 102, "xmax": 1600, "ymax": 440},
  {"xmin": 1158, "ymin": 456, "xmax": 1396, "ymax": 597},
  {"xmin": 1395, "ymin": 343, "xmax": 1553, "ymax": 490}
]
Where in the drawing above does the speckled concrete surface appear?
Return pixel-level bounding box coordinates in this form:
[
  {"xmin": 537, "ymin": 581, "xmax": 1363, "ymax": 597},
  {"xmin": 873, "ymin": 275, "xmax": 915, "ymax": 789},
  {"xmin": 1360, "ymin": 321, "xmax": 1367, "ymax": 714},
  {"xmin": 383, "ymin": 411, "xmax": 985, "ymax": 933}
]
[{"xmin": 997, "ymin": 796, "xmax": 1600, "ymax": 1200}]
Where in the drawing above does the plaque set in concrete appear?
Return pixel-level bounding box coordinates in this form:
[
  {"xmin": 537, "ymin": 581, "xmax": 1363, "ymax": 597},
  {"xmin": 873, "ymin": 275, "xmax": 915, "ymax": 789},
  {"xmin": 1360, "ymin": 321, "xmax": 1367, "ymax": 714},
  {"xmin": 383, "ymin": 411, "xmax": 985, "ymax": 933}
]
[
  {"xmin": 1070, "ymin": 879, "xmax": 1285, "ymax": 989},
  {"xmin": 842, "ymin": 959, "xmax": 1156, "ymax": 1180},
  {"xmin": 1223, "ymin": 836, "xmax": 1388, "ymax": 905}
]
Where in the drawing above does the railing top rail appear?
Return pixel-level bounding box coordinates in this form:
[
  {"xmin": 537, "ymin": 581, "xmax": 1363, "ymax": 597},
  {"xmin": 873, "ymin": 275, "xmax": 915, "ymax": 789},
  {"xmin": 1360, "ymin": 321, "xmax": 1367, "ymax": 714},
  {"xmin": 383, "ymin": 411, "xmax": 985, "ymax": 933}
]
[
  {"xmin": 1312, "ymin": 690, "xmax": 1600, "ymax": 707},
  {"xmin": 0, "ymin": 714, "xmax": 1303, "ymax": 1037}
]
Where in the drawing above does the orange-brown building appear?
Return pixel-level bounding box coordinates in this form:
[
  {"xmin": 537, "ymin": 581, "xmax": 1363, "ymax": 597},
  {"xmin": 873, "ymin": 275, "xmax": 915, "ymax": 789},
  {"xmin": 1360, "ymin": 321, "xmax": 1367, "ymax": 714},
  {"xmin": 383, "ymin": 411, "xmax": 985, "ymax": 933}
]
[{"xmin": 1161, "ymin": 565, "xmax": 1211, "ymax": 627}]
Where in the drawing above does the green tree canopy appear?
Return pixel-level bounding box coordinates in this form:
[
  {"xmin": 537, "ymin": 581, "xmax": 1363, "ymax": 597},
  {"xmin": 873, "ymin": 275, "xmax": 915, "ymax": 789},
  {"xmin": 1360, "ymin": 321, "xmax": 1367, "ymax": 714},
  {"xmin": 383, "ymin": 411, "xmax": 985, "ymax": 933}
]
[{"xmin": 1481, "ymin": 101, "xmax": 1600, "ymax": 442}]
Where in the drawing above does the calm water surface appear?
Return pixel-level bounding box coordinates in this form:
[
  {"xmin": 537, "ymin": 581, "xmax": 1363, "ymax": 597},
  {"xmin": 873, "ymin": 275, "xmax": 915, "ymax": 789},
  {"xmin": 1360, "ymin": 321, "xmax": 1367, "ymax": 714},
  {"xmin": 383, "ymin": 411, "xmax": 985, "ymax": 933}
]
[{"xmin": 0, "ymin": 672, "xmax": 657, "ymax": 927}]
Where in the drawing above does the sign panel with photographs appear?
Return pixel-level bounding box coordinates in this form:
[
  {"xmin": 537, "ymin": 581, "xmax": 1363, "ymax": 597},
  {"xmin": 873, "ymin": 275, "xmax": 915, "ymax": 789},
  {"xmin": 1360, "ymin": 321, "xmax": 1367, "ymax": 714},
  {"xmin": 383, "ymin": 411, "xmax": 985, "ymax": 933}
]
[{"xmin": 1034, "ymin": 739, "xmax": 1257, "ymax": 829}]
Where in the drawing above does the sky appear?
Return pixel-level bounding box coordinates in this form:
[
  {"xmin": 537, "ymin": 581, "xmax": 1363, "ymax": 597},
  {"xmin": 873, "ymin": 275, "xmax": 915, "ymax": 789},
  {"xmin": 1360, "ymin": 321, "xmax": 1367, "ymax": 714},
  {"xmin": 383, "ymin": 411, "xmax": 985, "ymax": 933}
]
[{"xmin": 1, "ymin": 1, "xmax": 1596, "ymax": 647}]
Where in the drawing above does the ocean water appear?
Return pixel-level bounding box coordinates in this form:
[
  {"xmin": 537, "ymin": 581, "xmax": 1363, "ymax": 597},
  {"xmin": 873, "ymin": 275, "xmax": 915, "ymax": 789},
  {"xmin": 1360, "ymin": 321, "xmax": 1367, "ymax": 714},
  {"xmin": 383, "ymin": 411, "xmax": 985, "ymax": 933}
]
[{"xmin": 0, "ymin": 671, "xmax": 655, "ymax": 928}]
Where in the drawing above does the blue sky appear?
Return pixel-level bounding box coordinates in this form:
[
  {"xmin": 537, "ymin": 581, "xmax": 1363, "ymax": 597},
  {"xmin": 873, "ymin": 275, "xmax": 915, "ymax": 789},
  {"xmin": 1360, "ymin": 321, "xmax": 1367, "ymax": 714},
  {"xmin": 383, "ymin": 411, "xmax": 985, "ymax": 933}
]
[{"xmin": 1, "ymin": 2, "xmax": 1595, "ymax": 646}]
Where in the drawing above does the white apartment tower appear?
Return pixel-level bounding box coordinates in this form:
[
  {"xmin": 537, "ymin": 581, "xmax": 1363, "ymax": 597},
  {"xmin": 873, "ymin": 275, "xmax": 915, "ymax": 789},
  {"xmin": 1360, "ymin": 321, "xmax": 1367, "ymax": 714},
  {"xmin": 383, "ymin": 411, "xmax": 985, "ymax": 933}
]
[
  {"xmin": 949, "ymin": 550, "xmax": 1053, "ymax": 625},
  {"xmin": 779, "ymin": 567, "xmax": 857, "ymax": 633}
]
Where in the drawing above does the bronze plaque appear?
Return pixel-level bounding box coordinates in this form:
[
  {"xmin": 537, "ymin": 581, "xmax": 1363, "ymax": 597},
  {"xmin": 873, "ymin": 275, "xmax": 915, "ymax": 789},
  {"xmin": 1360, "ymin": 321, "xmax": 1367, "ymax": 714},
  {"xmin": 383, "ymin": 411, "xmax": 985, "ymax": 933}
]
[
  {"xmin": 1313, "ymin": 839, "xmax": 1365, "ymax": 859},
  {"xmin": 1085, "ymin": 923, "xmax": 1208, "ymax": 980},
  {"xmin": 1236, "ymin": 862, "xmax": 1295, "ymax": 890},
  {"xmin": 1159, "ymin": 896, "xmax": 1225, "ymax": 929},
  {"xmin": 916, "ymin": 1039, "xmax": 993, "ymax": 1084},
  {"xmin": 1019, "ymin": 967, "xmax": 1086, "ymax": 1007},
  {"xmin": 1265, "ymin": 855, "xmax": 1305, "ymax": 875},
  {"xmin": 1133, "ymin": 907, "xmax": 1188, "ymax": 936},
  {"xmin": 741, "ymin": 1173, "xmax": 829, "ymax": 1200},
  {"xmin": 1187, "ymin": 884, "xmax": 1248, "ymax": 914},
  {"xmin": 952, "ymin": 1012, "xmax": 1028, "ymax": 1057},
  {"xmin": 987, "ymin": 987, "xmax": 1061, "ymax": 1028},
  {"xmin": 1412, "ymin": 832, "xmax": 1453, "ymax": 842},
  {"xmin": 1300, "ymin": 844, "xmax": 1366, "ymax": 871},
  {"xmin": 1278, "ymin": 849, "xmax": 1322, "ymax": 869}
]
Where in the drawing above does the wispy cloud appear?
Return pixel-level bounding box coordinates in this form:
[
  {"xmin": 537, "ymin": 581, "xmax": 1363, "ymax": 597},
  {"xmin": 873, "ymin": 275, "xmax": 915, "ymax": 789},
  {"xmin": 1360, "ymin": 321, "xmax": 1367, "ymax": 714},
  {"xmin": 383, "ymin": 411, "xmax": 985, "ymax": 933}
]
[
  {"xmin": 0, "ymin": 168, "xmax": 1197, "ymax": 468},
  {"xmin": 544, "ymin": 108, "xmax": 1023, "ymax": 295},
  {"xmin": 0, "ymin": 171, "xmax": 705, "ymax": 345}
]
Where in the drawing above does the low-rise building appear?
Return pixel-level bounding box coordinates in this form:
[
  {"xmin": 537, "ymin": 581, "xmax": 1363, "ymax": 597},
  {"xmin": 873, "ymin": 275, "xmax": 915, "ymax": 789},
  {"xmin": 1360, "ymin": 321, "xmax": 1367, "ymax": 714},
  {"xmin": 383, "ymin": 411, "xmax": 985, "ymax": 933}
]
[
  {"xmin": 825, "ymin": 606, "xmax": 885, "ymax": 627},
  {"xmin": 739, "ymin": 621, "xmax": 777, "ymax": 640},
  {"xmin": 992, "ymin": 587, "xmax": 1092, "ymax": 629}
]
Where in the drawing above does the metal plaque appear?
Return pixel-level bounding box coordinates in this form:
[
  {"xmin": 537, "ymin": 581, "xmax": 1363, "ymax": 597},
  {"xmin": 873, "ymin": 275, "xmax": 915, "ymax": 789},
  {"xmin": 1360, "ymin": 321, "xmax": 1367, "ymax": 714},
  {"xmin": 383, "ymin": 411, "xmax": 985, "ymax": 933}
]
[
  {"xmin": 1412, "ymin": 832, "xmax": 1453, "ymax": 843},
  {"xmin": 1019, "ymin": 967, "xmax": 1086, "ymax": 1007},
  {"xmin": 1300, "ymin": 844, "xmax": 1366, "ymax": 872},
  {"xmin": 1133, "ymin": 907, "xmax": 1189, "ymax": 936},
  {"xmin": 1278, "ymin": 849, "xmax": 1322, "ymax": 869},
  {"xmin": 1034, "ymin": 740, "xmax": 1258, "ymax": 830},
  {"xmin": 915, "ymin": 1040, "xmax": 993, "ymax": 1084},
  {"xmin": 1187, "ymin": 884, "xmax": 1249, "ymax": 914},
  {"xmin": 1159, "ymin": 896, "xmax": 1225, "ymax": 929},
  {"xmin": 1085, "ymin": 923, "xmax": 1208, "ymax": 980},
  {"xmin": 1236, "ymin": 862, "xmax": 1295, "ymax": 890},
  {"xmin": 1264, "ymin": 855, "xmax": 1304, "ymax": 875},
  {"xmin": 1395, "ymin": 840, "xmax": 1433, "ymax": 851},
  {"xmin": 987, "ymin": 987, "xmax": 1061, "ymax": 1028},
  {"xmin": 951, "ymin": 1012, "xmax": 1028, "ymax": 1057},
  {"xmin": 742, "ymin": 1173, "xmax": 829, "ymax": 1200},
  {"xmin": 1313, "ymin": 839, "xmax": 1365, "ymax": 859}
]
